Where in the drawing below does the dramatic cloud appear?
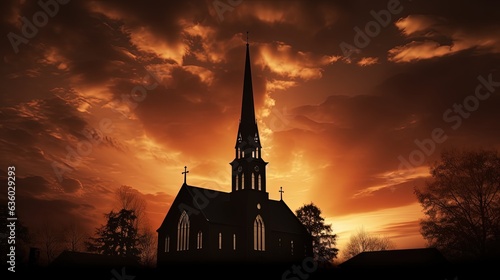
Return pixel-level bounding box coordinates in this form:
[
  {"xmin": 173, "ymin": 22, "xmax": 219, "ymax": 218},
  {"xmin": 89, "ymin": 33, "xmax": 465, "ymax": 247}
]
[
  {"xmin": 258, "ymin": 41, "xmax": 340, "ymax": 80},
  {"xmin": 60, "ymin": 177, "xmax": 83, "ymax": 193},
  {"xmin": 2, "ymin": 0, "xmax": 500, "ymax": 256},
  {"xmin": 389, "ymin": 14, "xmax": 500, "ymax": 62}
]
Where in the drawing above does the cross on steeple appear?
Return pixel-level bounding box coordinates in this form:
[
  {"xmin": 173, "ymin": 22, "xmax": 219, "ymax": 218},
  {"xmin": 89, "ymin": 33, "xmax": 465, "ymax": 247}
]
[
  {"xmin": 182, "ymin": 166, "xmax": 189, "ymax": 185},
  {"xmin": 230, "ymin": 36, "xmax": 268, "ymax": 193},
  {"xmin": 279, "ymin": 186, "xmax": 284, "ymax": 201}
]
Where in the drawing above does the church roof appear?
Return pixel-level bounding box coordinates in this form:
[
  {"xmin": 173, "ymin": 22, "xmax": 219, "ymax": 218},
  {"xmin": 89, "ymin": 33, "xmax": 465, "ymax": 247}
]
[{"xmin": 159, "ymin": 184, "xmax": 308, "ymax": 235}]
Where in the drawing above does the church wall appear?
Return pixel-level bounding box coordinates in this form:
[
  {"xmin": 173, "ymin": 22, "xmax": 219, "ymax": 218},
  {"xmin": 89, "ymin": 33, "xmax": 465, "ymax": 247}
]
[
  {"xmin": 260, "ymin": 230, "xmax": 311, "ymax": 263},
  {"xmin": 156, "ymin": 185, "xmax": 213, "ymax": 265},
  {"xmin": 204, "ymin": 223, "xmax": 243, "ymax": 262},
  {"xmin": 157, "ymin": 191, "xmax": 313, "ymax": 266}
]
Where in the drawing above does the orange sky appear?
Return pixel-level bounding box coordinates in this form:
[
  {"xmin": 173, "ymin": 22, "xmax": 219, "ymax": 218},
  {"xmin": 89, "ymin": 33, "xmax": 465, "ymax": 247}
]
[{"xmin": 2, "ymin": 0, "xmax": 500, "ymax": 260}]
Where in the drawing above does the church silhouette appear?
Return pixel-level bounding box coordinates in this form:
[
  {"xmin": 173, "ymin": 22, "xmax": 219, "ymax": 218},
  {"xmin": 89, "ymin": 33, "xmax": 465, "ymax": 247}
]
[{"xmin": 156, "ymin": 38, "xmax": 313, "ymax": 270}]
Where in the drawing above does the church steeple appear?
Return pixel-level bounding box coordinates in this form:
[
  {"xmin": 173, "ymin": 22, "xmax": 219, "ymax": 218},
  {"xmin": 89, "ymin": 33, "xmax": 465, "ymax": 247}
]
[
  {"xmin": 236, "ymin": 33, "xmax": 261, "ymax": 150},
  {"xmin": 231, "ymin": 34, "xmax": 267, "ymax": 193}
]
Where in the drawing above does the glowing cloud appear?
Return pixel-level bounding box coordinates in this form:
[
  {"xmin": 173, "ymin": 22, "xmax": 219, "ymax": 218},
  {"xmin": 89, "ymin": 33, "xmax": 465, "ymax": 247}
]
[
  {"xmin": 258, "ymin": 41, "xmax": 338, "ymax": 80},
  {"xmin": 390, "ymin": 15, "xmax": 500, "ymax": 62},
  {"xmin": 357, "ymin": 57, "xmax": 379, "ymax": 66},
  {"xmin": 394, "ymin": 14, "xmax": 444, "ymax": 37}
]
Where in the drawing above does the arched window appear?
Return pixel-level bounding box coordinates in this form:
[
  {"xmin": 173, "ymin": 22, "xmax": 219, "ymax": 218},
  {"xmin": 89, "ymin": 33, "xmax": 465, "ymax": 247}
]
[
  {"xmin": 165, "ymin": 236, "xmax": 170, "ymax": 252},
  {"xmin": 291, "ymin": 240, "xmax": 294, "ymax": 255},
  {"xmin": 256, "ymin": 174, "xmax": 260, "ymax": 190},
  {"xmin": 252, "ymin": 173, "xmax": 255, "ymax": 190},
  {"xmin": 177, "ymin": 211, "xmax": 189, "ymax": 251},
  {"xmin": 233, "ymin": 234, "xmax": 236, "ymax": 250},
  {"xmin": 235, "ymin": 174, "xmax": 239, "ymax": 190},
  {"xmin": 197, "ymin": 231, "xmax": 203, "ymax": 249},
  {"xmin": 242, "ymin": 173, "xmax": 244, "ymax": 189},
  {"xmin": 218, "ymin": 232, "xmax": 222, "ymax": 250},
  {"xmin": 253, "ymin": 215, "xmax": 265, "ymax": 251}
]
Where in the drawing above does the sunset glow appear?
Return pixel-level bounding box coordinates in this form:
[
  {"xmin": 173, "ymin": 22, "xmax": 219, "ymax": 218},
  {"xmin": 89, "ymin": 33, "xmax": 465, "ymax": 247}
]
[{"xmin": 2, "ymin": 0, "xmax": 500, "ymax": 266}]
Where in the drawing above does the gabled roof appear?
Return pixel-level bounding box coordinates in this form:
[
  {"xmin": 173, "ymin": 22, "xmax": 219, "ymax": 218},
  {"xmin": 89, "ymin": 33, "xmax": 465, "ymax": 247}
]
[
  {"xmin": 339, "ymin": 247, "xmax": 450, "ymax": 269},
  {"xmin": 159, "ymin": 184, "xmax": 309, "ymax": 235},
  {"xmin": 182, "ymin": 185, "xmax": 235, "ymax": 225},
  {"xmin": 267, "ymin": 199, "xmax": 311, "ymax": 234}
]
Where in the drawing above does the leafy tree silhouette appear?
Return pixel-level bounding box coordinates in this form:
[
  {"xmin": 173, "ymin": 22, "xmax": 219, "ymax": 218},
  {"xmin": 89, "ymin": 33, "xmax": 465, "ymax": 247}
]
[
  {"xmin": 86, "ymin": 209, "xmax": 141, "ymax": 261},
  {"xmin": 296, "ymin": 202, "xmax": 339, "ymax": 264},
  {"xmin": 114, "ymin": 185, "xmax": 156, "ymax": 266}
]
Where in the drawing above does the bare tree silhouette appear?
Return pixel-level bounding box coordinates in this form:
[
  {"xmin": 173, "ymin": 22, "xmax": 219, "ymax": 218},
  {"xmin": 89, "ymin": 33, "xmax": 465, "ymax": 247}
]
[
  {"xmin": 115, "ymin": 185, "xmax": 147, "ymax": 228},
  {"xmin": 34, "ymin": 222, "xmax": 63, "ymax": 265},
  {"xmin": 138, "ymin": 225, "xmax": 157, "ymax": 267},
  {"xmin": 415, "ymin": 148, "xmax": 500, "ymax": 262},
  {"xmin": 62, "ymin": 222, "xmax": 89, "ymax": 252},
  {"xmin": 342, "ymin": 226, "xmax": 395, "ymax": 260}
]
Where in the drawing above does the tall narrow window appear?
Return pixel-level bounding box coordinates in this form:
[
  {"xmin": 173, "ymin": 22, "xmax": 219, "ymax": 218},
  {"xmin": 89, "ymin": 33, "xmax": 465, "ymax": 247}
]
[
  {"xmin": 235, "ymin": 174, "xmax": 239, "ymax": 190},
  {"xmin": 242, "ymin": 173, "xmax": 244, "ymax": 189},
  {"xmin": 177, "ymin": 211, "xmax": 189, "ymax": 251},
  {"xmin": 256, "ymin": 174, "xmax": 260, "ymax": 190},
  {"xmin": 253, "ymin": 215, "xmax": 265, "ymax": 251},
  {"xmin": 233, "ymin": 234, "xmax": 236, "ymax": 250},
  {"xmin": 291, "ymin": 240, "xmax": 294, "ymax": 255},
  {"xmin": 218, "ymin": 232, "xmax": 222, "ymax": 249},
  {"xmin": 252, "ymin": 173, "xmax": 255, "ymax": 190},
  {"xmin": 165, "ymin": 236, "xmax": 170, "ymax": 252},
  {"xmin": 197, "ymin": 231, "xmax": 203, "ymax": 249}
]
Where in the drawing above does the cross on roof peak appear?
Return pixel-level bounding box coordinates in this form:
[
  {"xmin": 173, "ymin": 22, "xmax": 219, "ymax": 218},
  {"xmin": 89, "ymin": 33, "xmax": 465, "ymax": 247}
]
[{"xmin": 182, "ymin": 166, "xmax": 189, "ymax": 184}]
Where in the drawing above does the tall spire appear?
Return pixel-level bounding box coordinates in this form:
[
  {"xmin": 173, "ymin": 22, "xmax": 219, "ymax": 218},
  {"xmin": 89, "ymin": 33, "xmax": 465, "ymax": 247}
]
[
  {"xmin": 235, "ymin": 32, "xmax": 260, "ymax": 149},
  {"xmin": 231, "ymin": 34, "xmax": 267, "ymax": 194},
  {"xmin": 240, "ymin": 32, "xmax": 256, "ymax": 133}
]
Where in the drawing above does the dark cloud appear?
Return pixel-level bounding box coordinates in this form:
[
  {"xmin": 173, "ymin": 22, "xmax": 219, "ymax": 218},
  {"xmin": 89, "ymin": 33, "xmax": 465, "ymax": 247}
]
[
  {"xmin": 130, "ymin": 46, "xmax": 268, "ymax": 162},
  {"xmin": 16, "ymin": 195, "xmax": 98, "ymax": 233},
  {"xmin": 60, "ymin": 177, "xmax": 83, "ymax": 193},
  {"xmin": 270, "ymin": 50, "xmax": 500, "ymax": 217},
  {"xmin": 2, "ymin": 0, "xmax": 500, "ymax": 252},
  {"xmin": 0, "ymin": 175, "xmax": 52, "ymax": 196},
  {"xmin": 1, "ymin": 95, "xmax": 89, "ymax": 139}
]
